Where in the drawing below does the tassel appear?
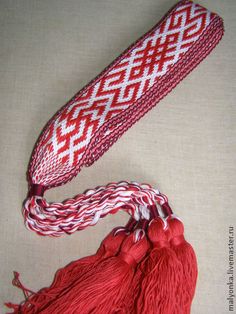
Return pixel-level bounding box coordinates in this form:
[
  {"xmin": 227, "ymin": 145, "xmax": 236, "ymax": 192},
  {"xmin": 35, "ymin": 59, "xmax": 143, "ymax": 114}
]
[
  {"xmin": 38, "ymin": 230, "xmax": 149, "ymax": 314},
  {"xmin": 118, "ymin": 219, "xmax": 150, "ymax": 314},
  {"xmin": 5, "ymin": 225, "xmax": 129, "ymax": 314},
  {"xmin": 167, "ymin": 216, "xmax": 198, "ymax": 314},
  {"xmin": 136, "ymin": 217, "xmax": 183, "ymax": 314}
]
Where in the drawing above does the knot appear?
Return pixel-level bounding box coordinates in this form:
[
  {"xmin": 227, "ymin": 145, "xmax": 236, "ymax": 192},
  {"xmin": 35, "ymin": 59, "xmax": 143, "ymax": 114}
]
[
  {"xmin": 119, "ymin": 252, "xmax": 137, "ymax": 268},
  {"xmin": 28, "ymin": 184, "xmax": 45, "ymax": 197},
  {"xmin": 152, "ymin": 239, "xmax": 169, "ymax": 249},
  {"xmin": 170, "ymin": 235, "xmax": 185, "ymax": 246},
  {"xmin": 12, "ymin": 271, "xmax": 35, "ymax": 299}
]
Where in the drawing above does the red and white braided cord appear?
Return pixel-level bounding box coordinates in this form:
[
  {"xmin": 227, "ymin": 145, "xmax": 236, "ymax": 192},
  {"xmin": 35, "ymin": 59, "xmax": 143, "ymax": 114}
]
[{"xmin": 23, "ymin": 181, "xmax": 168, "ymax": 237}]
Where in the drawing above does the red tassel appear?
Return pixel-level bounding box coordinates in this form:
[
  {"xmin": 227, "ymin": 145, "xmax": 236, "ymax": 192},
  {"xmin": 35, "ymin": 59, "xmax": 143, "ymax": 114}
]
[
  {"xmin": 167, "ymin": 216, "xmax": 198, "ymax": 314},
  {"xmin": 119, "ymin": 220, "xmax": 150, "ymax": 314},
  {"xmin": 37, "ymin": 230, "xmax": 148, "ymax": 314},
  {"xmin": 137, "ymin": 217, "xmax": 183, "ymax": 314},
  {"xmin": 5, "ymin": 227, "xmax": 128, "ymax": 313}
]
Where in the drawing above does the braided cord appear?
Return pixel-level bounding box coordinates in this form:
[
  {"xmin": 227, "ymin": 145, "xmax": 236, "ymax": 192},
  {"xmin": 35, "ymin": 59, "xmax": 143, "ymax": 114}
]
[{"xmin": 23, "ymin": 181, "xmax": 168, "ymax": 237}]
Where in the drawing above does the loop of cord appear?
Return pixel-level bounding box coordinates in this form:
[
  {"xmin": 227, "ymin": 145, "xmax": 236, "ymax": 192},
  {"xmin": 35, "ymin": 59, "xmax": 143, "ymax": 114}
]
[{"xmin": 23, "ymin": 181, "xmax": 168, "ymax": 237}]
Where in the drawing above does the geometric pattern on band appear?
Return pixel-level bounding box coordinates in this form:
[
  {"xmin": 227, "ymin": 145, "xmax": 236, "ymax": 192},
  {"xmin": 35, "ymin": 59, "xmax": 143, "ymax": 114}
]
[{"xmin": 30, "ymin": 1, "xmax": 212, "ymax": 186}]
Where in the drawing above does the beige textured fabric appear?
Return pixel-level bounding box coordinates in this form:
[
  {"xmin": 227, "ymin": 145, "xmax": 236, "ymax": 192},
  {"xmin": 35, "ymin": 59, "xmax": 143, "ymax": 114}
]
[{"xmin": 0, "ymin": 1, "xmax": 235, "ymax": 313}]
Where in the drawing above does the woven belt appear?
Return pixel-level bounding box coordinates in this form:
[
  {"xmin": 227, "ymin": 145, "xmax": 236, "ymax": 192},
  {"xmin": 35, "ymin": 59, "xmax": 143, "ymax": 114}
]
[{"xmin": 23, "ymin": 0, "xmax": 224, "ymax": 236}]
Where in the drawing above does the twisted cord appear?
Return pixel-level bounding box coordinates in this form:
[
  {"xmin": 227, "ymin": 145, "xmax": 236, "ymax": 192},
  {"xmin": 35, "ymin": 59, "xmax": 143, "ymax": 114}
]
[{"xmin": 23, "ymin": 181, "xmax": 168, "ymax": 237}]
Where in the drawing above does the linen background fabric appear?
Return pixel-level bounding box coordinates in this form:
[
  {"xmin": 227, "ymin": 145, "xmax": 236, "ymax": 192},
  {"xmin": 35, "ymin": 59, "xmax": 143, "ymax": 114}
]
[{"xmin": 0, "ymin": 1, "xmax": 235, "ymax": 313}]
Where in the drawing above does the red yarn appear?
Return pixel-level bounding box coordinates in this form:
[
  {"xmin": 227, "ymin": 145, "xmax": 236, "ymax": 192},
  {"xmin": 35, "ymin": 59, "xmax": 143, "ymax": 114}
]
[
  {"xmin": 167, "ymin": 217, "xmax": 198, "ymax": 314},
  {"xmin": 5, "ymin": 227, "xmax": 127, "ymax": 314},
  {"xmin": 123, "ymin": 248, "xmax": 152, "ymax": 314},
  {"xmin": 36, "ymin": 231, "xmax": 149, "ymax": 314},
  {"xmin": 119, "ymin": 221, "xmax": 150, "ymax": 314},
  {"xmin": 136, "ymin": 218, "xmax": 183, "ymax": 314}
]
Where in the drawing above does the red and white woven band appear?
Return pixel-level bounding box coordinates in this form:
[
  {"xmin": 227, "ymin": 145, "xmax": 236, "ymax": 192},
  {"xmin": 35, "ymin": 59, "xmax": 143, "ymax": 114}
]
[{"xmin": 23, "ymin": 0, "xmax": 224, "ymax": 236}]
